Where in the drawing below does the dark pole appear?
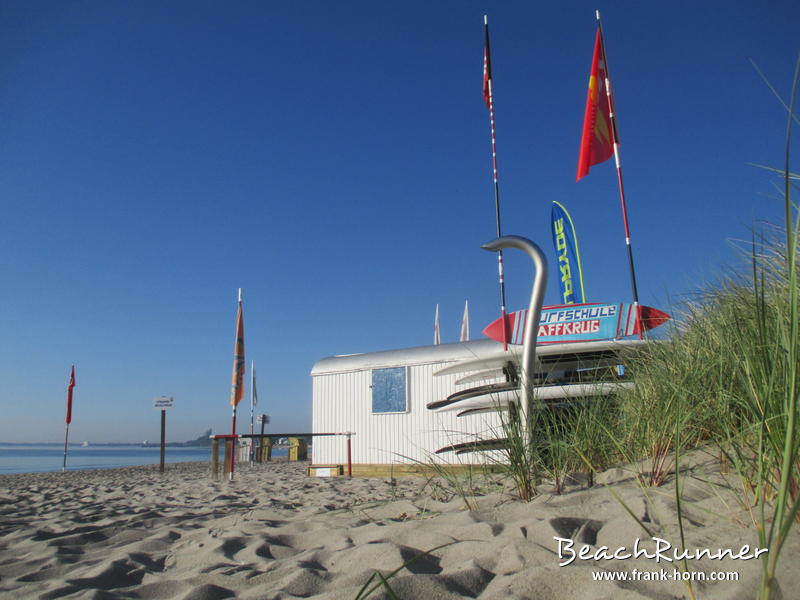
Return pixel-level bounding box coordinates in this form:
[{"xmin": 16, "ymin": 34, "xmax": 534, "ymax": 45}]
[
  {"xmin": 62, "ymin": 423, "xmax": 70, "ymax": 472},
  {"xmin": 484, "ymin": 16, "xmax": 510, "ymax": 350},
  {"xmin": 595, "ymin": 11, "xmax": 641, "ymax": 335},
  {"xmin": 229, "ymin": 410, "xmax": 237, "ymax": 478},
  {"xmin": 346, "ymin": 432, "xmax": 352, "ymax": 478},
  {"xmin": 159, "ymin": 409, "xmax": 166, "ymax": 473},
  {"xmin": 259, "ymin": 415, "xmax": 266, "ymax": 462}
]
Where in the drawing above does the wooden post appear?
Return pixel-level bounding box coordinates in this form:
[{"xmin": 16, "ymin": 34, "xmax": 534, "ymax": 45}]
[
  {"xmin": 159, "ymin": 409, "xmax": 166, "ymax": 473},
  {"xmin": 211, "ymin": 438, "xmax": 219, "ymax": 478},
  {"xmin": 223, "ymin": 439, "xmax": 232, "ymax": 475},
  {"xmin": 346, "ymin": 433, "xmax": 352, "ymax": 478}
]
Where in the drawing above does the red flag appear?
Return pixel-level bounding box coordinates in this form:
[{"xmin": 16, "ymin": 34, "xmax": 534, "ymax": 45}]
[
  {"xmin": 576, "ymin": 28, "xmax": 614, "ymax": 181},
  {"xmin": 66, "ymin": 366, "xmax": 75, "ymax": 424},
  {"xmin": 483, "ymin": 19, "xmax": 492, "ymax": 108},
  {"xmin": 230, "ymin": 300, "xmax": 245, "ymax": 407}
]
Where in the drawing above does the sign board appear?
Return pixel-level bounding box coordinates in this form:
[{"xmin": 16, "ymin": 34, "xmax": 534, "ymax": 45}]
[
  {"xmin": 308, "ymin": 465, "xmax": 343, "ymax": 477},
  {"xmin": 257, "ymin": 414, "xmax": 270, "ymax": 425},
  {"xmin": 153, "ymin": 396, "xmax": 175, "ymax": 410}
]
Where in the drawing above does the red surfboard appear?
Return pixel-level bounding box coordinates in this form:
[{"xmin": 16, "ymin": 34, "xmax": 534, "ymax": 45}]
[{"xmin": 482, "ymin": 302, "xmax": 670, "ymax": 345}]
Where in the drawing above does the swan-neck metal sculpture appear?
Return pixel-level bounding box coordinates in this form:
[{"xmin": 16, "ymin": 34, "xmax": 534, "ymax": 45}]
[{"xmin": 481, "ymin": 235, "xmax": 548, "ymax": 433}]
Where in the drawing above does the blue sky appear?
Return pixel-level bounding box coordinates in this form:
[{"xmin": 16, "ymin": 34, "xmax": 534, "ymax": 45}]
[{"xmin": 0, "ymin": 1, "xmax": 797, "ymax": 443}]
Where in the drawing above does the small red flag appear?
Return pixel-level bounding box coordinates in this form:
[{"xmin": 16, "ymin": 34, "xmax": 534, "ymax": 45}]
[
  {"xmin": 66, "ymin": 366, "xmax": 75, "ymax": 425},
  {"xmin": 483, "ymin": 20, "xmax": 492, "ymax": 108},
  {"xmin": 576, "ymin": 28, "xmax": 614, "ymax": 181}
]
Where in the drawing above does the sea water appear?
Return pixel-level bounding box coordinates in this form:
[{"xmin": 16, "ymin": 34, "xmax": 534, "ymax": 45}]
[{"xmin": 0, "ymin": 444, "xmax": 288, "ymax": 475}]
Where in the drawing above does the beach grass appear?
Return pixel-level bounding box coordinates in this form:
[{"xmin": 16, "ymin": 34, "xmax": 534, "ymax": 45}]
[
  {"xmin": 594, "ymin": 59, "xmax": 799, "ymax": 600},
  {"xmin": 370, "ymin": 63, "xmax": 800, "ymax": 600},
  {"xmin": 427, "ymin": 60, "xmax": 800, "ymax": 599}
]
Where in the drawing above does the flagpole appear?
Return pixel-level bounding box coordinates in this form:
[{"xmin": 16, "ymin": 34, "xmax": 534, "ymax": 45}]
[
  {"xmin": 249, "ymin": 360, "xmax": 255, "ymax": 464},
  {"xmin": 595, "ymin": 11, "xmax": 642, "ymax": 335},
  {"xmin": 229, "ymin": 288, "xmax": 244, "ymax": 480},
  {"xmin": 484, "ymin": 15, "xmax": 509, "ymax": 350},
  {"xmin": 62, "ymin": 423, "xmax": 70, "ymax": 472},
  {"xmin": 229, "ymin": 406, "xmax": 237, "ymax": 480}
]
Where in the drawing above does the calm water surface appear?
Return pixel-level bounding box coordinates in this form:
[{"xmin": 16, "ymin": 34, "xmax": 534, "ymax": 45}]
[{"xmin": 0, "ymin": 444, "xmax": 287, "ymax": 475}]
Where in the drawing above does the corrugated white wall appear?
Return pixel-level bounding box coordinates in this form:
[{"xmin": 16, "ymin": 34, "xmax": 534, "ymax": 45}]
[{"xmin": 312, "ymin": 361, "xmax": 508, "ymax": 465}]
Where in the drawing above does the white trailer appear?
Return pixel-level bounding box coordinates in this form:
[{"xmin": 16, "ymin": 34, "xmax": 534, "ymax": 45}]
[{"xmin": 310, "ymin": 339, "xmax": 509, "ymax": 475}]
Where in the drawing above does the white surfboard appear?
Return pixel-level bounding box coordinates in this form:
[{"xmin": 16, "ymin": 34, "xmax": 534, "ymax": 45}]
[
  {"xmin": 433, "ymin": 339, "xmax": 647, "ymax": 378},
  {"xmin": 454, "ymin": 368, "xmax": 507, "ymax": 385},
  {"xmin": 432, "ymin": 381, "xmax": 634, "ymax": 413}
]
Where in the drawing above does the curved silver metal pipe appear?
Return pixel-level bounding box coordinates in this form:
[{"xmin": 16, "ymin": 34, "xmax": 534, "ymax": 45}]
[{"xmin": 481, "ymin": 235, "xmax": 548, "ymax": 428}]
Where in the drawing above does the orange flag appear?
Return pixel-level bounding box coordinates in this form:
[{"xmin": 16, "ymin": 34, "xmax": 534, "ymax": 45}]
[
  {"xmin": 230, "ymin": 299, "xmax": 245, "ymax": 407},
  {"xmin": 66, "ymin": 366, "xmax": 76, "ymax": 424},
  {"xmin": 576, "ymin": 28, "xmax": 614, "ymax": 181}
]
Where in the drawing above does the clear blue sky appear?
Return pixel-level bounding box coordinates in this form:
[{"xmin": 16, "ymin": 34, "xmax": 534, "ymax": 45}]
[{"xmin": 0, "ymin": 1, "xmax": 797, "ymax": 443}]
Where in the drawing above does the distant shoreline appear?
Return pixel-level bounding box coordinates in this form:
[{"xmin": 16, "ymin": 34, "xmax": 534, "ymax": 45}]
[
  {"xmin": 0, "ymin": 441, "xmax": 297, "ymax": 448},
  {"xmin": 0, "ymin": 441, "xmax": 208, "ymax": 448}
]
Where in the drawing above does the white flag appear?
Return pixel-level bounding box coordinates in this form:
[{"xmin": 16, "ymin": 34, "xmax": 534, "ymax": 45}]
[{"xmin": 460, "ymin": 300, "xmax": 470, "ymax": 342}]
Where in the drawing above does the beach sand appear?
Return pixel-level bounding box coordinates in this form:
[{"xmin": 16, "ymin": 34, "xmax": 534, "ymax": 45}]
[{"xmin": 1, "ymin": 455, "xmax": 797, "ymax": 599}]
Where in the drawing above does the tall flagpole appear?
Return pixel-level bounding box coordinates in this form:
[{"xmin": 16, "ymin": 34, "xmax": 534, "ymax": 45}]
[
  {"xmin": 249, "ymin": 360, "xmax": 255, "ymax": 463},
  {"xmin": 595, "ymin": 11, "xmax": 641, "ymax": 335},
  {"xmin": 62, "ymin": 365, "xmax": 75, "ymax": 472},
  {"xmin": 484, "ymin": 15, "xmax": 510, "ymax": 350},
  {"xmin": 229, "ymin": 288, "xmax": 245, "ymax": 480}
]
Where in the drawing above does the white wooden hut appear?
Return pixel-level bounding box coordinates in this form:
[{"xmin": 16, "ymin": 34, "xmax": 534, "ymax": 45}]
[{"xmin": 310, "ymin": 339, "xmax": 510, "ymax": 476}]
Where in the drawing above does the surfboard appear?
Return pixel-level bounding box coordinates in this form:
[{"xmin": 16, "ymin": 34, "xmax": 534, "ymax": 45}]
[
  {"xmin": 433, "ymin": 339, "xmax": 647, "ymax": 378},
  {"xmin": 434, "ymin": 354, "xmax": 521, "ymax": 378},
  {"xmin": 456, "ymin": 402, "xmax": 515, "ymax": 417},
  {"xmin": 427, "ymin": 382, "xmax": 519, "ymax": 410},
  {"xmin": 435, "ymin": 438, "xmax": 510, "ymax": 454},
  {"xmin": 482, "ymin": 302, "xmax": 671, "ymax": 345},
  {"xmin": 455, "ymin": 396, "xmax": 595, "ymax": 417},
  {"xmin": 455, "ymin": 368, "xmax": 509, "ymax": 385},
  {"xmin": 431, "ymin": 381, "xmax": 634, "ymax": 412}
]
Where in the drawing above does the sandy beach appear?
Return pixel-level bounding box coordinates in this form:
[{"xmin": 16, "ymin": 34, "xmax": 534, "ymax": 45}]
[{"xmin": 1, "ymin": 456, "xmax": 797, "ymax": 599}]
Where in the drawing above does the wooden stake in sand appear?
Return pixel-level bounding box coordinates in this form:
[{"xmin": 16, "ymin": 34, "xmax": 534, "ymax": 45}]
[{"xmin": 62, "ymin": 366, "xmax": 75, "ymax": 472}]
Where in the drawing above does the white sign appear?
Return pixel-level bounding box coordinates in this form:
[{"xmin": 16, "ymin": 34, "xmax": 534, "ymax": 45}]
[
  {"xmin": 153, "ymin": 396, "xmax": 175, "ymax": 410},
  {"xmin": 314, "ymin": 468, "xmax": 332, "ymax": 477}
]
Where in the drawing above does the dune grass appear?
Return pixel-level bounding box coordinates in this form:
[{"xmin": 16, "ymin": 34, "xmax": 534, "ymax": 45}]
[
  {"xmin": 475, "ymin": 60, "xmax": 799, "ymax": 599},
  {"xmin": 386, "ymin": 61, "xmax": 799, "ymax": 600}
]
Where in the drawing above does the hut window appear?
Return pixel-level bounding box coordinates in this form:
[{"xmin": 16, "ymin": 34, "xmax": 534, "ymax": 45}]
[{"xmin": 371, "ymin": 367, "xmax": 407, "ymax": 413}]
